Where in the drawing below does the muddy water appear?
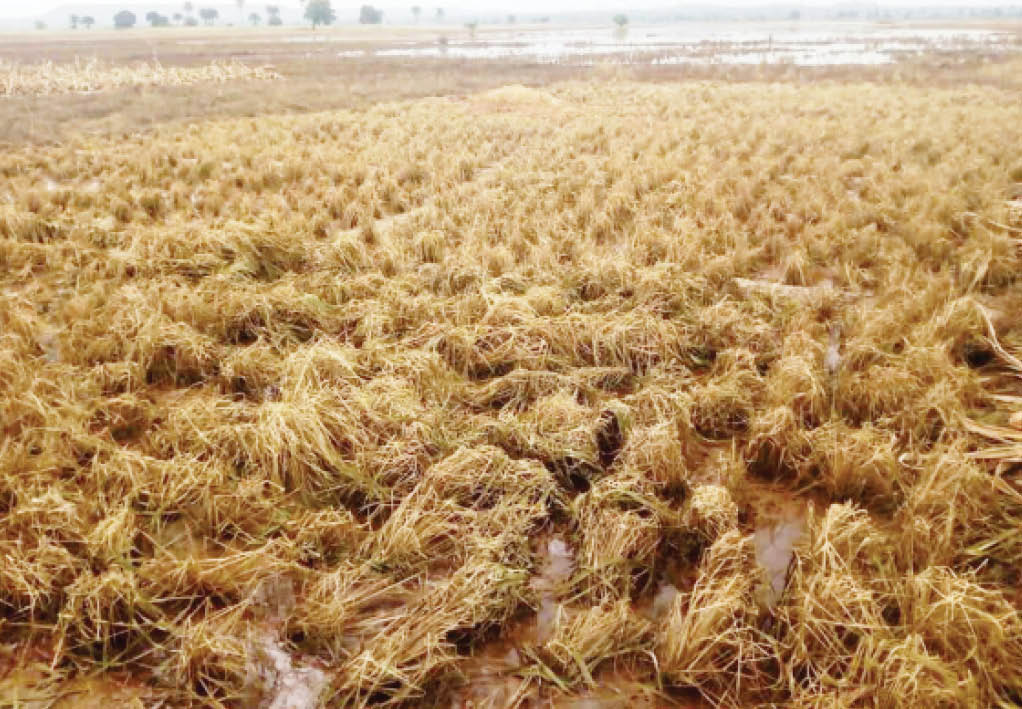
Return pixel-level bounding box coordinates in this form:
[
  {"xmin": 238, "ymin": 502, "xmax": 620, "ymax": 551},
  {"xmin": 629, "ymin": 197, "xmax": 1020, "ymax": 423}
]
[
  {"xmin": 529, "ymin": 536, "xmax": 575, "ymax": 644},
  {"xmin": 747, "ymin": 483, "xmax": 820, "ymax": 607},
  {"xmin": 447, "ymin": 533, "xmax": 710, "ymax": 707},
  {"xmin": 755, "ymin": 515, "xmax": 805, "ymax": 606},
  {"xmin": 449, "ymin": 481, "xmax": 818, "ymax": 706}
]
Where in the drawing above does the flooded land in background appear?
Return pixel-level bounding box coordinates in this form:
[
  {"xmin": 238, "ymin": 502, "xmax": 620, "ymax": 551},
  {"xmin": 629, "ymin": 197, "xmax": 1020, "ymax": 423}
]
[
  {"xmin": 357, "ymin": 23, "xmax": 1021, "ymax": 66},
  {"xmin": 1, "ymin": 20, "xmax": 1020, "ymax": 144}
]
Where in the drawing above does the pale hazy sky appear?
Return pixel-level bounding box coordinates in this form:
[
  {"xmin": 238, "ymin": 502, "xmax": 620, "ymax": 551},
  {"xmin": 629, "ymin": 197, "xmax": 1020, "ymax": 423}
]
[{"xmin": 0, "ymin": 0, "xmax": 1009, "ymax": 21}]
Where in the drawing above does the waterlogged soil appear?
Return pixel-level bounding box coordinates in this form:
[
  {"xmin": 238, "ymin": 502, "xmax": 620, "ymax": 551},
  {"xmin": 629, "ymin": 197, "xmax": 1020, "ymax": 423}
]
[
  {"xmin": 747, "ymin": 483, "xmax": 825, "ymax": 608},
  {"xmin": 448, "ymin": 482, "xmax": 818, "ymax": 708}
]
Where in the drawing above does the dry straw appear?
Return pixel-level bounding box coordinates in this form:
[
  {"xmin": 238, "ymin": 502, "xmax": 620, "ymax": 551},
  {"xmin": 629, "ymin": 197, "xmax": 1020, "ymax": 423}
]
[
  {"xmin": 0, "ymin": 57, "xmax": 280, "ymax": 97},
  {"xmin": 0, "ymin": 78, "xmax": 1021, "ymax": 706}
]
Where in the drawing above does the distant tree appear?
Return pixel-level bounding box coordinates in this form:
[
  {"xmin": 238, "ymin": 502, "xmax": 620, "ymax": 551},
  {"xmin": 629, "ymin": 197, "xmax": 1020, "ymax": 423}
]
[
  {"xmin": 184, "ymin": 16, "xmax": 199, "ymax": 25},
  {"xmin": 266, "ymin": 4, "xmax": 282, "ymax": 24},
  {"xmin": 236, "ymin": 0, "xmax": 245, "ymax": 25},
  {"xmin": 358, "ymin": 4, "xmax": 382, "ymax": 24},
  {"xmin": 113, "ymin": 10, "xmax": 136, "ymax": 27},
  {"xmin": 34, "ymin": 19, "xmax": 46, "ymax": 29},
  {"xmin": 411, "ymin": 5, "xmax": 421, "ymax": 22},
  {"xmin": 173, "ymin": 11, "xmax": 183, "ymax": 22},
  {"xmin": 464, "ymin": 20, "xmax": 477, "ymax": 38},
  {"xmin": 70, "ymin": 14, "xmax": 79, "ymax": 28},
  {"xmin": 435, "ymin": 7, "xmax": 444, "ymax": 20},
  {"xmin": 788, "ymin": 9, "xmax": 800, "ymax": 20},
  {"xmin": 306, "ymin": 0, "xmax": 337, "ymax": 26},
  {"xmin": 199, "ymin": 7, "xmax": 219, "ymax": 24},
  {"xmin": 612, "ymin": 13, "xmax": 628, "ymax": 27},
  {"xmin": 184, "ymin": 1, "xmax": 193, "ymax": 12},
  {"xmin": 82, "ymin": 15, "xmax": 95, "ymax": 27},
  {"xmin": 507, "ymin": 13, "xmax": 515, "ymax": 23},
  {"xmin": 249, "ymin": 11, "xmax": 260, "ymax": 23},
  {"xmin": 146, "ymin": 10, "xmax": 170, "ymax": 26}
]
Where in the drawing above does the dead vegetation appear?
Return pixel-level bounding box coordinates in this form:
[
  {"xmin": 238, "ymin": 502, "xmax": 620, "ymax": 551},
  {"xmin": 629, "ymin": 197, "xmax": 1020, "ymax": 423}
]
[
  {"xmin": 0, "ymin": 58, "xmax": 279, "ymax": 97},
  {"xmin": 1, "ymin": 78, "xmax": 1022, "ymax": 707}
]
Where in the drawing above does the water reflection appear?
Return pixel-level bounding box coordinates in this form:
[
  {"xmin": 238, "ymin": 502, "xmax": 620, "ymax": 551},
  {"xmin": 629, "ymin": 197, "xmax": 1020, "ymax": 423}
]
[
  {"xmin": 750, "ymin": 489, "xmax": 813, "ymax": 608},
  {"xmin": 754, "ymin": 516, "xmax": 805, "ymax": 606},
  {"xmin": 530, "ymin": 536, "xmax": 574, "ymax": 643}
]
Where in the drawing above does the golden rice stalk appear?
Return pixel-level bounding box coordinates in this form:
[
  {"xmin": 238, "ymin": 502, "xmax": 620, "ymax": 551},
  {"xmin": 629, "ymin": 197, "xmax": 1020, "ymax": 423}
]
[
  {"xmin": 682, "ymin": 484, "xmax": 739, "ymax": 544},
  {"xmin": 336, "ymin": 559, "xmax": 528, "ymax": 706},
  {"xmin": 616, "ymin": 420, "xmax": 690, "ymax": 496},
  {"xmin": 574, "ymin": 500, "xmax": 661, "ymax": 603},
  {"xmin": 656, "ymin": 530, "xmax": 771, "ymax": 702},
  {"xmin": 527, "ymin": 600, "xmax": 653, "ymax": 689}
]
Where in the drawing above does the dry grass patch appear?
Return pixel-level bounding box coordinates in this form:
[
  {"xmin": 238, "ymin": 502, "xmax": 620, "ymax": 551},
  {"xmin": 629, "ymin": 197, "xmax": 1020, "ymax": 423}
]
[{"xmin": 0, "ymin": 57, "xmax": 279, "ymax": 97}]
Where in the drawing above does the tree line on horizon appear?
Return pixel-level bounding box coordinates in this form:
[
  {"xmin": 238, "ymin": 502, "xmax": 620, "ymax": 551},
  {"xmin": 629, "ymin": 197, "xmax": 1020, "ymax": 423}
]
[
  {"xmin": 44, "ymin": 3, "xmax": 1022, "ymax": 31},
  {"xmin": 56, "ymin": 3, "xmax": 472, "ymax": 30},
  {"xmin": 106, "ymin": 1, "xmax": 284, "ymax": 28}
]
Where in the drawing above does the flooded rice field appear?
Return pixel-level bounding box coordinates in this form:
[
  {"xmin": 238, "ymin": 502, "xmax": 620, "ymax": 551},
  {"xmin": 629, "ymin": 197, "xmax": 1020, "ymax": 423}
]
[{"xmin": 333, "ymin": 23, "xmax": 1022, "ymax": 66}]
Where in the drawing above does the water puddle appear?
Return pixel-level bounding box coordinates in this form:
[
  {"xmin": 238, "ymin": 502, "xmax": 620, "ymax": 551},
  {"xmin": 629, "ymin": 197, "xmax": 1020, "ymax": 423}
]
[
  {"xmin": 448, "ymin": 641, "xmax": 530, "ymax": 708},
  {"xmin": 754, "ymin": 516, "xmax": 805, "ymax": 606},
  {"xmin": 534, "ymin": 537, "xmax": 575, "ymax": 589},
  {"xmin": 648, "ymin": 583, "xmax": 680, "ymax": 621},
  {"xmin": 244, "ymin": 632, "xmax": 329, "ymax": 709},
  {"xmin": 747, "ymin": 485, "xmax": 817, "ymax": 607},
  {"xmin": 529, "ymin": 536, "xmax": 575, "ymax": 644}
]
